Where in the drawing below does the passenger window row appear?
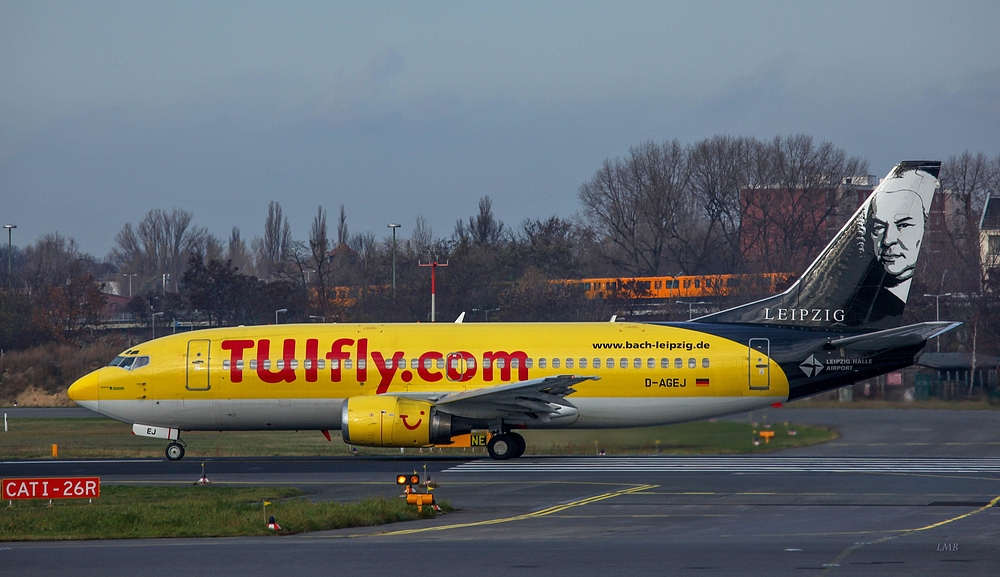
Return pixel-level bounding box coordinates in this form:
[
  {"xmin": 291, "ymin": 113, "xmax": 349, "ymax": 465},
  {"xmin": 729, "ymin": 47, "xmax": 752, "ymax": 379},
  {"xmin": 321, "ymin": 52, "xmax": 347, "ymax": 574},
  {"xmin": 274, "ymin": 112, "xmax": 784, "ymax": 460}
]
[
  {"xmin": 219, "ymin": 357, "xmax": 712, "ymax": 371},
  {"xmin": 535, "ymin": 357, "xmax": 710, "ymax": 369}
]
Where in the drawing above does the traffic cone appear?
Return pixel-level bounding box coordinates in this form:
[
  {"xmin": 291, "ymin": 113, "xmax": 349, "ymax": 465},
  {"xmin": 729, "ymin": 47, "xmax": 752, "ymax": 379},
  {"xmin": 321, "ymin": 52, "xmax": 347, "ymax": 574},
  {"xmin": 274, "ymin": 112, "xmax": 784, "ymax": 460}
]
[{"xmin": 267, "ymin": 515, "xmax": 281, "ymax": 530}]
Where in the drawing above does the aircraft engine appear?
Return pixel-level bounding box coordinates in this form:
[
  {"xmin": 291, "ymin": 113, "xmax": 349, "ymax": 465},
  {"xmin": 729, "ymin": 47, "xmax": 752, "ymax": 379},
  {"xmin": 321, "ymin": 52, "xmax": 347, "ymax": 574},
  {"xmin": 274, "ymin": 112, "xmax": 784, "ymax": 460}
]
[{"xmin": 341, "ymin": 396, "xmax": 452, "ymax": 447}]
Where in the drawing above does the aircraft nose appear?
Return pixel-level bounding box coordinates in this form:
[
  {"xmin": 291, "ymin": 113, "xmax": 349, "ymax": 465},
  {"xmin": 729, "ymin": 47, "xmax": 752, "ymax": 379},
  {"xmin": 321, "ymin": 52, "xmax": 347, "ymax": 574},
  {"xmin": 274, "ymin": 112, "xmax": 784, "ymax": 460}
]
[{"xmin": 68, "ymin": 370, "xmax": 100, "ymax": 408}]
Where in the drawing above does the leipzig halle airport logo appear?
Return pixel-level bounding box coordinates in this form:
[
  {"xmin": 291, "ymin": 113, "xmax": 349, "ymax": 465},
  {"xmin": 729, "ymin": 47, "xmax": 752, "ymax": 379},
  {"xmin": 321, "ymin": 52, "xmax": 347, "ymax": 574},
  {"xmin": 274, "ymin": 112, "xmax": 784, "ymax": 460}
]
[{"xmin": 800, "ymin": 354, "xmax": 824, "ymax": 377}]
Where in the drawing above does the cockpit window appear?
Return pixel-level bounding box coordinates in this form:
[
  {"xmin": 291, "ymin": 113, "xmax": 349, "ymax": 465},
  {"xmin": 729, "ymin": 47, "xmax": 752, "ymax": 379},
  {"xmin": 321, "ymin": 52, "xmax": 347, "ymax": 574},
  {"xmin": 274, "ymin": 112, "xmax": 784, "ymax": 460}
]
[{"xmin": 111, "ymin": 356, "xmax": 150, "ymax": 370}]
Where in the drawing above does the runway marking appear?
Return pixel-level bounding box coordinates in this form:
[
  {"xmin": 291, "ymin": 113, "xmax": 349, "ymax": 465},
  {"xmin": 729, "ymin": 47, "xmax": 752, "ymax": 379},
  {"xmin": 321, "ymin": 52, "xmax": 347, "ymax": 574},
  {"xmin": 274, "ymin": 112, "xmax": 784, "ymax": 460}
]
[
  {"xmin": 446, "ymin": 456, "xmax": 1000, "ymax": 473},
  {"xmin": 0, "ymin": 460, "xmax": 161, "ymax": 465},
  {"xmin": 366, "ymin": 483, "xmax": 658, "ymax": 537},
  {"xmin": 819, "ymin": 493, "xmax": 1000, "ymax": 576}
]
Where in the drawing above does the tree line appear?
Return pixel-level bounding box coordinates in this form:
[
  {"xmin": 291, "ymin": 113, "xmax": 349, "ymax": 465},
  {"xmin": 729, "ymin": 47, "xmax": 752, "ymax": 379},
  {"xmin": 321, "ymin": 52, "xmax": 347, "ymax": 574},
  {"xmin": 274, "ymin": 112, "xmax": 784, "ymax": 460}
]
[{"xmin": 1, "ymin": 134, "xmax": 998, "ymax": 356}]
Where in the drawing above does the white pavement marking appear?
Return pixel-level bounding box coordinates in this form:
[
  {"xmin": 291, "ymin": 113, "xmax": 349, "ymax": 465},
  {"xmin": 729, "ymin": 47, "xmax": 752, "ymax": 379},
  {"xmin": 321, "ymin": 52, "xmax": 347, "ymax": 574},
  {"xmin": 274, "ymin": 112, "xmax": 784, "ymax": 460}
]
[
  {"xmin": 0, "ymin": 460, "xmax": 161, "ymax": 465},
  {"xmin": 445, "ymin": 456, "xmax": 1000, "ymax": 473}
]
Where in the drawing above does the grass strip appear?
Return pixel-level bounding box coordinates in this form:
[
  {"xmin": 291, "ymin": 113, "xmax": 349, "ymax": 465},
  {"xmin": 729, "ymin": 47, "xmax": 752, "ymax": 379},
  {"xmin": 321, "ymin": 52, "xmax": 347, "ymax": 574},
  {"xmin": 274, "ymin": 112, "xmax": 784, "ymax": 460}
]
[
  {"xmin": 523, "ymin": 420, "xmax": 835, "ymax": 455},
  {"xmin": 0, "ymin": 418, "xmax": 835, "ymax": 459},
  {"xmin": 0, "ymin": 486, "xmax": 442, "ymax": 541}
]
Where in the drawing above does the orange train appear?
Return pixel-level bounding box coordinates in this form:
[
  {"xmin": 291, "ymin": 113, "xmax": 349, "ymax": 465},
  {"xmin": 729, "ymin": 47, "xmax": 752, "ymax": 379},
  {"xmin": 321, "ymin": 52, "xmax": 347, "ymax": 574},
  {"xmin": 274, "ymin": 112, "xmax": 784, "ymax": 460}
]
[
  {"xmin": 327, "ymin": 272, "xmax": 796, "ymax": 307},
  {"xmin": 562, "ymin": 272, "xmax": 796, "ymax": 300}
]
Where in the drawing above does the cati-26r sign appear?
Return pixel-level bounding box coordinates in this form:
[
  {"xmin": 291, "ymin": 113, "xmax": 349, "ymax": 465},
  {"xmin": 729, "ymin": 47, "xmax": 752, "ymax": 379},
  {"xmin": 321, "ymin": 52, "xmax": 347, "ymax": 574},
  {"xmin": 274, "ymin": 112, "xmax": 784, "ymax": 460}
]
[{"xmin": 2, "ymin": 477, "xmax": 100, "ymax": 500}]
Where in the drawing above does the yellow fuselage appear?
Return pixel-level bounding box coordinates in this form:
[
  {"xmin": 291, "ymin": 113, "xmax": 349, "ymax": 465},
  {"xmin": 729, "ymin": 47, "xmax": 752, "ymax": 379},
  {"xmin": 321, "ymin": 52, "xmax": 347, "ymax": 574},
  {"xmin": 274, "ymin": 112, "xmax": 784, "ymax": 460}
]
[{"xmin": 69, "ymin": 322, "xmax": 789, "ymax": 431}]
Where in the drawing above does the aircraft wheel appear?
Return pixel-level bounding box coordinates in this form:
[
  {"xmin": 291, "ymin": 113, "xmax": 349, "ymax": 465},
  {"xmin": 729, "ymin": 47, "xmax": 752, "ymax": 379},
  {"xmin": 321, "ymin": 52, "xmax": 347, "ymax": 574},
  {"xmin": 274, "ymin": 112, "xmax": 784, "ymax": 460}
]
[
  {"xmin": 165, "ymin": 442, "xmax": 185, "ymax": 461},
  {"xmin": 487, "ymin": 434, "xmax": 515, "ymax": 460},
  {"xmin": 509, "ymin": 432, "xmax": 526, "ymax": 458}
]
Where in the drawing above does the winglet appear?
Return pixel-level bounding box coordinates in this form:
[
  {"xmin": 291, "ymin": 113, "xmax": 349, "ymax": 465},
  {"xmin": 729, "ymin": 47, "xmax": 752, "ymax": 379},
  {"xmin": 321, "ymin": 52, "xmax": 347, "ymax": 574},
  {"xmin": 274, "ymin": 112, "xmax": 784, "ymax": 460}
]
[{"xmin": 455, "ymin": 312, "xmax": 466, "ymax": 323}]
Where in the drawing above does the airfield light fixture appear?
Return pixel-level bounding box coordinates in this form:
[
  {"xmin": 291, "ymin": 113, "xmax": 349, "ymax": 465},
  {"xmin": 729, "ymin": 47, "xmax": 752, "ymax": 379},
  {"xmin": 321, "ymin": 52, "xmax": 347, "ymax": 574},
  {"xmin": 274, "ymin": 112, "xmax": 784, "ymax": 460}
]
[
  {"xmin": 396, "ymin": 473, "xmax": 420, "ymax": 486},
  {"xmin": 3, "ymin": 224, "xmax": 15, "ymax": 288},
  {"xmin": 275, "ymin": 308, "xmax": 288, "ymax": 324},
  {"xmin": 151, "ymin": 311, "xmax": 164, "ymax": 339},
  {"xmin": 123, "ymin": 273, "xmax": 137, "ymax": 297},
  {"xmin": 309, "ymin": 315, "xmax": 326, "ymax": 323},
  {"xmin": 388, "ymin": 224, "xmax": 401, "ymax": 295}
]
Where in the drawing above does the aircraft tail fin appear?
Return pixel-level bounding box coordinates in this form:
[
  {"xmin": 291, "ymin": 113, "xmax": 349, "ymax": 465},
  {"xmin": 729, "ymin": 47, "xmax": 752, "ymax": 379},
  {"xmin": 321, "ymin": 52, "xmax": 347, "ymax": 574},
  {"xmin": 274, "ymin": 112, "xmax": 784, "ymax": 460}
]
[{"xmin": 695, "ymin": 161, "xmax": 941, "ymax": 330}]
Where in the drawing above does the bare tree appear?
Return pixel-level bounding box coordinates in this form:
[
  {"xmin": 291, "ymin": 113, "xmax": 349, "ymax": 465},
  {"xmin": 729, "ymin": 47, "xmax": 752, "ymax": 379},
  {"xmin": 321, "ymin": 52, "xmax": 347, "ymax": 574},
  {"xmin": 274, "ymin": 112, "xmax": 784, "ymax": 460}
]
[
  {"xmin": 739, "ymin": 135, "xmax": 868, "ymax": 272},
  {"xmin": 308, "ymin": 206, "xmax": 333, "ymax": 315},
  {"xmin": 22, "ymin": 233, "xmax": 91, "ymax": 295},
  {"xmin": 226, "ymin": 227, "xmax": 255, "ymax": 275},
  {"xmin": 253, "ymin": 201, "xmax": 292, "ymax": 279},
  {"xmin": 108, "ymin": 208, "xmax": 210, "ymax": 290},
  {"xmin": 579, "ymin": 141, "xmax": 687, "ymax": 275},
  {"xmin": 337, "ymin": 205, "xmax": 349, "ymax": 246},
  {"xmin": 411, "ymin": 214, "xmax": 433, "ymax": 256},
  {"xmin": 455, "ymin": 196, "xmax": 506, "ymax": 246}
]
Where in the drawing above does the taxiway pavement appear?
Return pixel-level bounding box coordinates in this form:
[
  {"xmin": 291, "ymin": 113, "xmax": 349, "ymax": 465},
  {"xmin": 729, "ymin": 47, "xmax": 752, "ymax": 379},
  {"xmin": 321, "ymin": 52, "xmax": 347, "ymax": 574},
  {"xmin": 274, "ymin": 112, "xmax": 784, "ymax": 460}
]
[{"xmin": 3, "ymin": 408, "xmax": 1000, "ymax": 576}]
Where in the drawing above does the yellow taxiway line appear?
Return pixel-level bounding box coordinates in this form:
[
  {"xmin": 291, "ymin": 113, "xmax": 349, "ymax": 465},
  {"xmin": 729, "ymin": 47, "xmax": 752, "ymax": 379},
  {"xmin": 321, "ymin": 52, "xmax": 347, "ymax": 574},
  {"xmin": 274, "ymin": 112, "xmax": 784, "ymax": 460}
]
[{"xmin": 368, "ymin": 483, "xmax": 659, "ymax": 537}]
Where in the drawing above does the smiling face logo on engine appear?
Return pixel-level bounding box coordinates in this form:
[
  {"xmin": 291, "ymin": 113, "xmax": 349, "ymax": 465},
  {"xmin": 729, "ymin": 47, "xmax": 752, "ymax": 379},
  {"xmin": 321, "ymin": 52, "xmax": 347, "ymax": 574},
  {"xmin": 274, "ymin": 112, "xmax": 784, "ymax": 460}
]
[{"xmin": 800, "ymin": 354, "xmax": 824, "ymax": 378}]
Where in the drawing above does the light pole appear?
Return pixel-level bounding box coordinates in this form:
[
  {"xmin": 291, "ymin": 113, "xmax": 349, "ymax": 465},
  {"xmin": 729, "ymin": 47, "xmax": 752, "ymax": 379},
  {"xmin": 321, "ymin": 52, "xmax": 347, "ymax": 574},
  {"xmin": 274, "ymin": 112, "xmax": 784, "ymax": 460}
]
[
  {"xmin": 388, "ymin": 223, "xmax": 401, "ymax": 295},
  {"xmin": 123, "ymin": 273, "xmax": 137, "ymax": 297},
  {"xmin": 419, "ymin": 256, "xmax": 448, "ymax": 322},
  {"xmin": 3, "ymin": 224, "xmax": 15, "ymax": 288},
  {"xmin": 275, "ymin": 308, "xmax": 288, "ymax": 324},
  {"xmin": 309, "ymin": 315, "xmax": 326, "ymax": 323},
  {"xmin": 677, "ymin": 300, "xmax": 708, "ymax": 321},
  {"xmin": 924, "ymin": 293, "xmax": 952, "ymax": 352},
  {"xmin": 151, "ymin": 311, "xmax": 164, "ymax": 339}
]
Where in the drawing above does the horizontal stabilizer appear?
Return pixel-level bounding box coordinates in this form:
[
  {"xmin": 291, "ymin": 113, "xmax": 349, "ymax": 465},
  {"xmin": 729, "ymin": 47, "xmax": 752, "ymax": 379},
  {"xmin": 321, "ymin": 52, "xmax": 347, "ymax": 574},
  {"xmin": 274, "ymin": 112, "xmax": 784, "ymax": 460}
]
[{"xmin": 828, "ymin": 321, "xmax": 961, "ymax": 351}]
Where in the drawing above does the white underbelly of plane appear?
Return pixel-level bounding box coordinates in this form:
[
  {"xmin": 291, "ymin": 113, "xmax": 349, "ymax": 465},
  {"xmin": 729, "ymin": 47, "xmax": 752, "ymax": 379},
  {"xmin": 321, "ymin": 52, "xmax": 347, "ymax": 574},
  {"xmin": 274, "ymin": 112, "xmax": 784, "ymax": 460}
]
[{"xmin": 90, "ymin": 395, "xmax": 784, "ymax": 431}]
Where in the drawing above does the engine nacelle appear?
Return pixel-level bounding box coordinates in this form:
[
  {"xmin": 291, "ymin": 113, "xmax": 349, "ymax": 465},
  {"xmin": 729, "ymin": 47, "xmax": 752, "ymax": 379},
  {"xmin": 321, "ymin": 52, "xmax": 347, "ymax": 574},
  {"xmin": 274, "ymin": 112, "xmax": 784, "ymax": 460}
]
[{"xmin": 341, "ymin": 396, "xmax": 452, "ymax": 447}]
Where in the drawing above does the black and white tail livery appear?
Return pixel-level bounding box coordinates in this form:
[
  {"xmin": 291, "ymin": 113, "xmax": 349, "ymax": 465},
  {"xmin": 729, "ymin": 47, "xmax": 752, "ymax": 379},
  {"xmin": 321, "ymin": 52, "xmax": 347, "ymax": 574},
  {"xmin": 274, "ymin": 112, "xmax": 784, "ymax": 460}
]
[{"xmin": 698, "ymin": 161, "xmax": 941, "ymax": 330}]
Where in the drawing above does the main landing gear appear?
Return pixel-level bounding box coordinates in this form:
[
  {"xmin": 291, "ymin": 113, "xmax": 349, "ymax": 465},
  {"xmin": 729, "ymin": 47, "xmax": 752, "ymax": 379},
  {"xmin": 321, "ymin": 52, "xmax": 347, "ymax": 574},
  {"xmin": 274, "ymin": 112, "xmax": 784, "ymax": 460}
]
[
  {"xmin": 487, "ymin": 431, "xmax": 526, "ymax": 460},
  {"xmin": 165, "ymin": 441, "xmax": 186, "ymax": 461}
]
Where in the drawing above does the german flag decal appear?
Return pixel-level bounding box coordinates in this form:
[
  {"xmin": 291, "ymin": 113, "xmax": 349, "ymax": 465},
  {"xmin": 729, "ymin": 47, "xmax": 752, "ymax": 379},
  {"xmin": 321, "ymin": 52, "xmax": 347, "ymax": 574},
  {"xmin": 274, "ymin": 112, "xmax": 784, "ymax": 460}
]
[{"xmin": 696, "ymin": 378, "xmax": 710, "ymax": 387}]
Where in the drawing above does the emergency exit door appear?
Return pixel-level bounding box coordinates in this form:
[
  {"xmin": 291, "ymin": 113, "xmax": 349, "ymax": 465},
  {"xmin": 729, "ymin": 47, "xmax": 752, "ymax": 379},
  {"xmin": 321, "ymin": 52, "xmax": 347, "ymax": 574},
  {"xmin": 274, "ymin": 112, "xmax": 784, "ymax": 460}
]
[
  {"xmin": 186, "ymin": 339, "xmax": 211, "ymax": 391},
  {"xmin": 748, "ymin": 338, "xmax": 770, "ymax": 391}
]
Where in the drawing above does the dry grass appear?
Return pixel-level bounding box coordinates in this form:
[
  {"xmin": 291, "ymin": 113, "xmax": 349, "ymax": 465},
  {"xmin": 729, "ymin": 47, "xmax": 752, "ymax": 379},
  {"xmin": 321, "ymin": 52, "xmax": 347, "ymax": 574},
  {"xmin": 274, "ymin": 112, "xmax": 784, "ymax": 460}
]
[{"xmin": 0, "ymin": 339, "xmax": 126, "ymax": 405}]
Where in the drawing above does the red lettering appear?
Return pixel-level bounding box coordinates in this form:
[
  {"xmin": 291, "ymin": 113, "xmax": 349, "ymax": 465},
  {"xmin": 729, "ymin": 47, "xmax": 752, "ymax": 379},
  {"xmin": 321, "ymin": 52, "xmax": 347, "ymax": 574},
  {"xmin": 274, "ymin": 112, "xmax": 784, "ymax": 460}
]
[
  {"xmin": 325, "ymin": 338, "xmax": 354, "ymax": 382},
  {"xmin": 372, "ymin": 351, "xmax": 405, "ymax": 394},
  {"xmin": 417, "ymin": 352, "xmax": 444, "ymax": 382},
  {"xmin": 221, "ymin": 340, "xmax": 254, "ymax": 382},
  {"xmin": 483, "ymin": 351, "xmax": 529, "ymax": 382},
  {"xmin": 305, "ymin": 338, "xmax": 319, "ymax": 383},
  {"xmin": 257, "ymin": 338, "xmax": 296, "ymax": 384},
  {"xmin": 357, "ymin": 338, "xmax": 368, "ymax": 383}
]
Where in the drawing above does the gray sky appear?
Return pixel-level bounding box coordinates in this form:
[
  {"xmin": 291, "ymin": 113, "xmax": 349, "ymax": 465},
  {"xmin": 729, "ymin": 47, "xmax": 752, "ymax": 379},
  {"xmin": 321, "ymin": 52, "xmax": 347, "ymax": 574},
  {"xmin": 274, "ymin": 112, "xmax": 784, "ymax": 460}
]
[{"xmin": 2, "ymin": 0, "xmax": 999, "ymax": 257}]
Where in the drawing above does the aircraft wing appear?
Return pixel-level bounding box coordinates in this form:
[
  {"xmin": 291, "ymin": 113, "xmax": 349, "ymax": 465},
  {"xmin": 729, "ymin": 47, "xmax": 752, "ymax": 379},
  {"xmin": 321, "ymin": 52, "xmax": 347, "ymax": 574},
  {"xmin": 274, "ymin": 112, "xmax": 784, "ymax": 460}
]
[
  {"xmin": 828, "ymin": 321, "xmax": 961, "ymax": 351},
  {"xmin": 392, "ymin": 375, "xmax": 598, "ymax": 421}
]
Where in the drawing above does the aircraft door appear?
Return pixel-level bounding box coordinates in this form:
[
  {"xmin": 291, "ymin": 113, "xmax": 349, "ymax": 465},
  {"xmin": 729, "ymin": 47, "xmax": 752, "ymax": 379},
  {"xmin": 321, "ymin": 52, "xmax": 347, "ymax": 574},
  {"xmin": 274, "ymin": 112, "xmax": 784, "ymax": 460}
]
[
  {"xmin": 446, "ymin": 352, "xmax": 477, "ymax": 389},
  {"xmin": 186, "ymin": 339, "xmax": 212, "ymax": 391},
  {"xmin": 747, "ymin": 338, "xmax": 770, "ymax": 391}
]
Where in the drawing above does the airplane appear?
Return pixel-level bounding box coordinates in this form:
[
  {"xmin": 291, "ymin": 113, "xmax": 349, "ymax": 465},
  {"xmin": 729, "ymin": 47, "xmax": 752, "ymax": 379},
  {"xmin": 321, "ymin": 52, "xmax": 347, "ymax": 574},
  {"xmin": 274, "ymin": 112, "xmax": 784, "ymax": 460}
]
[{"xmin": 68, "ymin": 161, "xmax": 958, "ymax": 461}]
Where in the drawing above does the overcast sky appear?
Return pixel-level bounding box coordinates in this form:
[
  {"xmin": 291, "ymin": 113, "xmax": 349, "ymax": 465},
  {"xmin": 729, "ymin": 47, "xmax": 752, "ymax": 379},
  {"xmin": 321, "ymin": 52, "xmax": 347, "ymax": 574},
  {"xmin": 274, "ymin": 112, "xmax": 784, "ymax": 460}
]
[{"xmin": 2, "ymin": 0, "xmax": 999, "ymax": 257}]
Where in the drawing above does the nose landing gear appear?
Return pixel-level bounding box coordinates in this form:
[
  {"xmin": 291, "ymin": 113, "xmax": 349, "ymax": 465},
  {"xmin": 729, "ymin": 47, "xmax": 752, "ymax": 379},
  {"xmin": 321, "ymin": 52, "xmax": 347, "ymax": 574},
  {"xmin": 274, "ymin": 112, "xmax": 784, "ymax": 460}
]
[{"xmin": 165, "ymin": 441, "xmax": 186, "ymax": 461}]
